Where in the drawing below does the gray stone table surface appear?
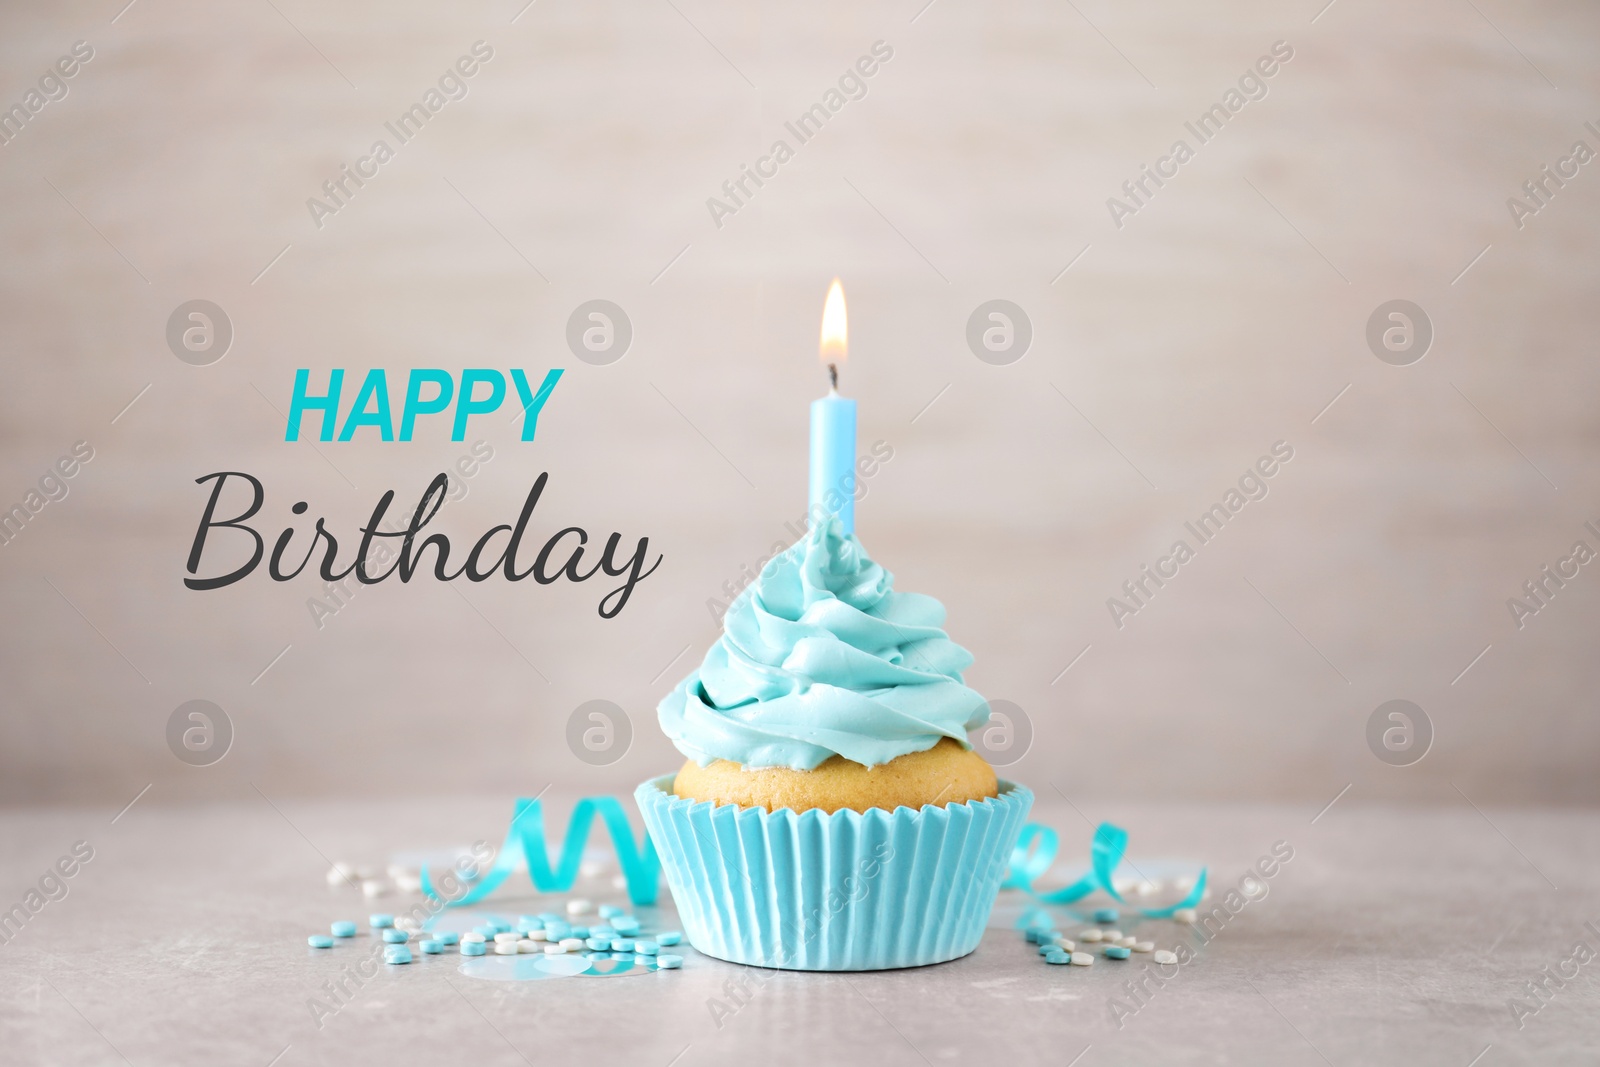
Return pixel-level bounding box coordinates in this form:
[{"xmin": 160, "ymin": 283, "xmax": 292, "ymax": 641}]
[{"xmin": 1, "ymin": 792, "xmax": 1596, "ymax": 1066}]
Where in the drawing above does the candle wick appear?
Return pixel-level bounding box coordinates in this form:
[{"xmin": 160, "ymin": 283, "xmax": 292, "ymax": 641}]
[{"xmin": 827, "ymin": 363, "xmax": 838, "ymax": 392}]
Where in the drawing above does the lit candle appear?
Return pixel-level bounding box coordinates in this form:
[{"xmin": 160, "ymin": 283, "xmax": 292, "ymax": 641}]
[{"xmin": 810, "ymin": 278, "xmax": 858, "ymax": 536}]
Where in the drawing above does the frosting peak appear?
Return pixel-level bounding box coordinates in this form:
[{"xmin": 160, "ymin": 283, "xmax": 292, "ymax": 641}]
[{"xmin": 658, "ymin": 518, "xmax": 989, "ymax": 770}]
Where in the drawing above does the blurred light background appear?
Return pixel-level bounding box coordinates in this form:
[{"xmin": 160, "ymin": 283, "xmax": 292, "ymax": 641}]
[{"xmin": 1, "ymin": 0, "xmax": 1596, "ymax": 807}]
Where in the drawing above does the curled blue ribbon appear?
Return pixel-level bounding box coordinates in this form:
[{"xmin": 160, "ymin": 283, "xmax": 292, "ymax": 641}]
[
  {"xmin": 421, "ymin": 796, "xmax": 661, "ymax": 908},
  {"xmin": 1003, "ymin": 821, "xmax": 1207, "ymax": 918}
]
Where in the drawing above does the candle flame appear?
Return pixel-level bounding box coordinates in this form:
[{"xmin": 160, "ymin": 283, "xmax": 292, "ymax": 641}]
[{"xmin": 819, "ymin": 278, "xmax": 847, "ymax": 371}]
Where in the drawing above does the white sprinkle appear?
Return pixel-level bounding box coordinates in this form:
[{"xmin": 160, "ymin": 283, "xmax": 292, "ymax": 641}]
[
  {"xmin": 361, "ymin": 880, "xmax": 391, "ymax": 900},
  {"xmin": 1117, "ymin": 936, "xmax": 1137, "ymax": 948},
  {"xmin": 462, "ymin": 932, "xmax": 486, "ymax": 944},
  {"xmin": 1153, "ymin": 950, "xmax": 1178, "ymax": 965},
  {"xmin": 494, "ymin": 932, "xmax": 520, "ymax": 944},
  {"xmin": 1173, "ymin": 908, "xmax": 1198, "ymax": 924},
  {"xmin": 1136, "ymin": 881, "xmax": 1161, "ymax": 897},
  {"xmin": 566, "ymin": 899, "xmax": 593, "ymax": 916},
  {"xmin": 1079, "ymin": 929, "xmax": 1103, "ymax": 943},
  {"xmin": 394, "ymin": 872, "xmax": 423, "ymax": 892},
  {"xmin": 580, "ymin": 859, "xmax": 608, "ymax": 878},
  {"xmin": 1133, "ymin": 941, "xmax": 1155, "ymax": 953},
  {"xmin": 494, "ymin": 940, "xmax": 518, "ymax": 955},
  {"xmin": 1102, "ymin": 929, "xmax": 1122, "ymax": 941},
  {"xmin": 326, "ymin": 863, "xmax": 355, "ymax": 887},
  {"xmin": 1069, "ymin": 952, "xmax": 1094, "ymax": 966},
  {"xmin": 1054, "ymin": 938, "xmax": 1075, "ymax": 953},
  {"xmin": 544, "ymin": 943, "xmax": 567, "ymax": 955},
  {"xmin": 558, "ymin": 938, "xmax": 585, "ymax": 951},
  {"xmin": 610, "ymin": 875, "xmax": 628, "ymax": 889},
  {"xmin": 518, "ymin": 940, "xmax": 540, "ymax": 953},
  {"xmin": 524, "ymin": 929, "xmax": 548, "ymax": 942}
]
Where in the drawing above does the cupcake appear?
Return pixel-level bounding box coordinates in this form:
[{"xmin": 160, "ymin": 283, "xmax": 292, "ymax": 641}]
[{"xmin": 636, "ymin": 518, "xmax": 1032, "ymax": 970}]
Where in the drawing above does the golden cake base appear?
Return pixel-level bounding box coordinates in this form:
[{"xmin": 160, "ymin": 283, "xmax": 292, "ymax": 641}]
[{"xmin": 672, "ymin": 737, "xmax": 998, "ymax": 814}]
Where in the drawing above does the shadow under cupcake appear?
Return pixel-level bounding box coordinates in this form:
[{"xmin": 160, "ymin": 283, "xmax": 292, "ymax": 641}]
[{"xmin": 637, "ymin": 518, "xmax": 1032, "ymax": 971}]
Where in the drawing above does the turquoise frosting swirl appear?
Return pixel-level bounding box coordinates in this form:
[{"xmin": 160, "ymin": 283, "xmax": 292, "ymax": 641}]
[{"xmin": 658, "ymin": 518, "xmax": 989, "ymax": 770}]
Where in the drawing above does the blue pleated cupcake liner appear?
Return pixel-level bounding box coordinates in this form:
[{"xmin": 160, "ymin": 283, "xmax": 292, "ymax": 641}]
[{"xmin": 635, "ymin": 775, "xmax": 1033, "ymax": 971}]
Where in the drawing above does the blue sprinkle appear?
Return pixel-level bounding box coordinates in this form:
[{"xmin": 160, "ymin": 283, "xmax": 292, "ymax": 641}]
[
  {"xmin": 537, "ymin": 912, "xmax": 563, "ymax": 923},
  {"xmin": 1095, "ymin": 908, "xmax": 1120, "ymax": 924},
  {"xmin": 517, "ymin": 916, "xmax": 543, "ymax": 932},
  {"xmin": 569, "ymin": 926, "xmax": 590, "ymax": 939},
  {"xmin": 656, "ymin": 954, "xmax": 683, "ymax": 969},
  {"xmin": 381, "ymin": 929, "xmax": 408, "ymax": 943},
  {"xmin": 612, "ymin": 918, "xmax": 641, "ymax": 935},
  {"xmin": 611, "ymin": 938, "xmax": 634, "ymax": 952},
  {"xmin": 486, "ymin": 919, "xmax": 511, "ymax": 935},
  {"xmin": 598, "ymin": 904, "xmax": 624, "ymax": 919},
  {"xmin": 589, "ymin": 927, "xmax": 615, "ymax": 940},
  {"xmin": 331, "ymin": 921, "xmax": 357, "ymax": 938},
  {"xmin": 435, "ymin": 932, "xmax": 460, "ymax": 946},
  {"xmin": 1104, "ymin": 945, "xmax": 1131, "ymax": 959},
  {"xmin": 634, "ymin": 940, "xmax": 659, "ymax": 956},
  {"xmin": 657, "ymin": 932, "xmax": 682, "ymax": 947},
  {"xmin": 1038, "ymin": 943, "xmax": 1058, "ymax": 955},
  {"xmin": 544, "ymin": 923, "xmax": 572, "ymax": 941},
  {"xmin": 384, "ymin": 946, "xmax": 413, "ymax": 965},
  {"xmin": 461, "ymin": 941, "xmax": 487, "ymax": 956},
  {"xmin": 586, "ymin": 937, "xmax": 610, "ymax": 951},
  {"xmin": 419, "ymin": 940, "xmax": 443, "ymax": 954},
  {"xmin": 1045, "ymin": 950, "xmax": 1071, "ymax": 965},
  {"xmin": 369, "ymin": 914, "xmax": 394, "ymax": 929},
  {"xmin": 474, "ymin": 925, "xmax": 496, "ymax": 939},
  {"xmin": 308, "ymin": 935, "xmax": 335, "ymax": 948},
  {"xmin": 1024, "ymin": 929, "xmax": 1041, "ymax": 944}
]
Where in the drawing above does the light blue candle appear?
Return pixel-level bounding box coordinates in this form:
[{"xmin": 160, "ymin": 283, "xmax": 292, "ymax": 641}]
[
  {"xmin": 810, "ymin": 279, "xmax": 856, "ymax": 535},
  {"xmin": 809, "ymin": 392, "xmax": 857, "ymax": 535}
]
